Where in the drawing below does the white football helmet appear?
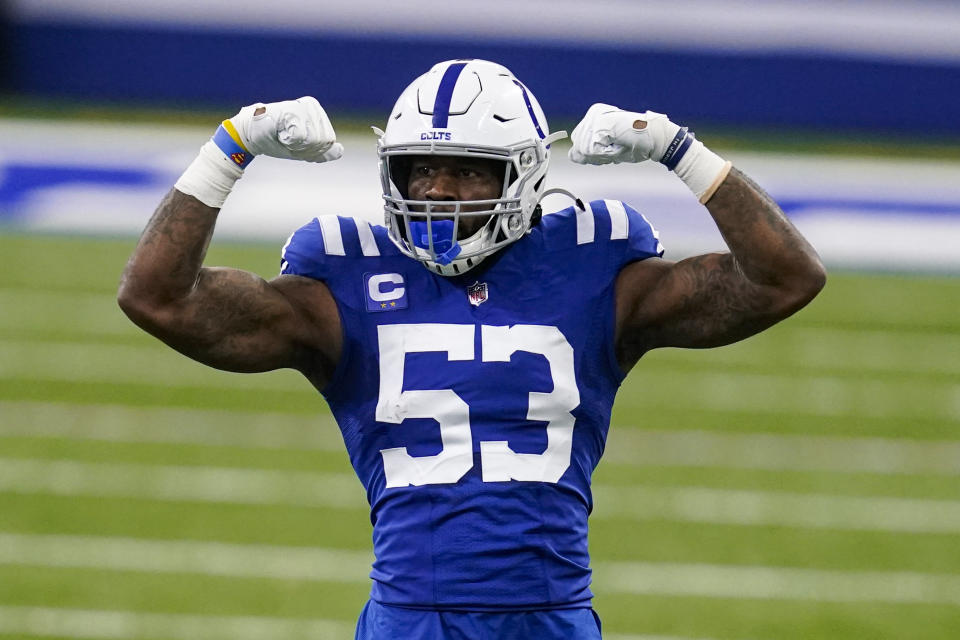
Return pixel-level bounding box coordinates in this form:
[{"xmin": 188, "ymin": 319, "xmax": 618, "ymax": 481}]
[{"xmin": 377, "ymin": 59, "xmax": 567, "ymax": 276}]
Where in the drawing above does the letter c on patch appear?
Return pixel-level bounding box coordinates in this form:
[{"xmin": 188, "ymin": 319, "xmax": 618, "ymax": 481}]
[{"xmin": 368, "ymin": 273, "xmax": 405, "ymax": 302}]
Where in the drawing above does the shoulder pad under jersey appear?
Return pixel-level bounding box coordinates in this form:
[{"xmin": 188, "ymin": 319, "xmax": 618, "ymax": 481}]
[{"xmin": 279, "ymin": 215, "xmax": 391, "ymax": 279}]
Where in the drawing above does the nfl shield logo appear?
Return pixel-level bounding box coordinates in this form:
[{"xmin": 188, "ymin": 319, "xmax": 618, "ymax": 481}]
[{"xmin": 467, "ymin": 281, "xmax": 488, "ymax": 306}]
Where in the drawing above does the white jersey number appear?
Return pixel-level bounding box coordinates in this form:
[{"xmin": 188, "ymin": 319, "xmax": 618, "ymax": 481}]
[{"xmin": 376, "ymin": 323, "xmax": 580, "ymax": 488}]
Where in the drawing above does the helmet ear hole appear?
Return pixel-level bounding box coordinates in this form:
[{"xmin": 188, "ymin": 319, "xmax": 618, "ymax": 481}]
[{"xmin": 529, "ymin": 204, "xmax": 543, "ymax": 228}]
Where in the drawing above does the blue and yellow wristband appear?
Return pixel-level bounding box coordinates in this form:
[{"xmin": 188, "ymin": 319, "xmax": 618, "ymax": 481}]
[{"xmin": 212, "ymin": 120, "xmax": 254, "ymax": 169}]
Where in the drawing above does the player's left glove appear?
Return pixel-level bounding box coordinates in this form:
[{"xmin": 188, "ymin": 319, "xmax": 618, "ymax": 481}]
[{"xmin": 569, "ymin": 103, "xmax": 732, "ymax": 204}]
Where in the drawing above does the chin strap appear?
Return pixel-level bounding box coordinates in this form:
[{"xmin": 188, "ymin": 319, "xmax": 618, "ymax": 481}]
[
  {"xmin": 539, "ymin": 187, "xmax": 586, "ymax": 212},
  {"xmin": 542, "ymin": 130, "xmax": 568, "ymax": 149}
]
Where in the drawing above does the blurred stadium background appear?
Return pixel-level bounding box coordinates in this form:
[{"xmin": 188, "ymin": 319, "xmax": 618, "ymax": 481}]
[{"xmin": 1, "ymin": 1, "xmax": 959, "ymax": 638}]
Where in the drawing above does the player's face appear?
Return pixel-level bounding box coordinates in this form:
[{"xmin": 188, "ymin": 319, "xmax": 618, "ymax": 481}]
[{"xmin": 406, "ymin": 155, "xmax": 504, "ymax": 237}]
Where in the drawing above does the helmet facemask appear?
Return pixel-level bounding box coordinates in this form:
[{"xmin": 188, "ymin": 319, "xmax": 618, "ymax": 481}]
[{"xmin": 382, "ymin": 144, "xmax": 544, "ymax": 275}]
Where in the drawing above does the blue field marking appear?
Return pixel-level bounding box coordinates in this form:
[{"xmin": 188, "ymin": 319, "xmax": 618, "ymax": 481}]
[
  {"xmin": 779, "ymin": 197, "xmax": 960, "ymax": 218},
  {"xmin": 0, "ymin": 163, "xmax": 164, "ymax": 220},
  {"xmin": 3, "ymin": 158, "xmax": 960, "ymax": 226}
]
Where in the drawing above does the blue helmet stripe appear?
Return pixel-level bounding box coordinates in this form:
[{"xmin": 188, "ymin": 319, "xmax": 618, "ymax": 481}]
[
  {"xmin": 512, "ymin": 79, "xmax": 546, "ymax": 139},
  {"xmin": 432, "ymin": 62, "xmax": 468, "ymax": 128}
]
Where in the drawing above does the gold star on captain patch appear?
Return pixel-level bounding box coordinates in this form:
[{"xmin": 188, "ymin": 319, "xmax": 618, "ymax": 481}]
[
  {"xmin": 380, "ymin": 303, "xmax": 387, "ymax": 308},
  {"xmin": 390, "ymin": 301, "xmax": 396, "ymax": 307}
]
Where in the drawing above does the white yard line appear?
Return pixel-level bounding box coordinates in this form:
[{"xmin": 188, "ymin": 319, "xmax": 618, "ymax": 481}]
[
  {"xmin": 0, "ymin": 533, "xmax": 372, "ymax": 583},
  {"xmin": 0, "ymin": 605, "xmax": 356, "ymax": 640},
  {"xmin": 0, "ymin": 458, "xmax": 366, "ymax": 509},
  {"xmin": 2, "ymin": 533, "xmax": 959, "ymax": 606},
  {"xmin": 661, "ymin": 326, "xmax": 960, "ymax": 377},
  {"xmin": 624, "ymin": 369, "xmax": 960, "ymax": 422},
  {"xmin": 5, "ymin": 400, "xmax": 960, "ymax": 476},
  {"xmin": 3, "ymin": 457, "xmax": 960, "ymax": 534},
  {"xmin": 0, "ymin": 289, "xmax": 133, "ymax": 337},
  {"xmin": 0, "ymin": 340, "xmax": 308, "ymax": 393},
  {"xmin": 592, "ymin": 485, "xmax": 960, "ymax": 534},
  {"xmin": 0, "ymin": 401, "xmax": 343, "ymax": 451},
  {"xmin": 602, "ymin": 428, "xmax": 960, "ymax": 476},
  {"xmin": 594, "ymin": 561, "xmax": 960, "ymax": 606},
  {"xmin": 0, "ymin": 605, "xmax": 708, "ymax": 640}
]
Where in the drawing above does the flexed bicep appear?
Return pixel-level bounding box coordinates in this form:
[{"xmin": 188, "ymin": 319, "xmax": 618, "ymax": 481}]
[
  {"xmin": 615, "ymin": 253, "xmax": 784, "ymax": 369},
  {"xmin": 118, "ymin": 188, "xmax": 341, "ymax": 384},
  {"xmin": 149, "ymin": 268, "xmax": 341, "ymax": 377},
  {"xmin": 614, "ymin": 168, "xmax": 825, "ymax": 371}
]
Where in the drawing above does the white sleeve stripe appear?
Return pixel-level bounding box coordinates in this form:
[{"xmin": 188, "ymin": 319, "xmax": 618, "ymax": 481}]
[
  {"xmin": 605, "ymin": 199, "xmax": 629, "ymax": 240},
  {"xmin": 576, "ymin": 202, "xmax": 596, "ymax": 245},
  {"xmin": 640, "ymin": 211, "xmax": 665, "ymax": 255},
  {"xmin": 318, "ymin": 216, "xmax": 346, "ymax": 256},
  {"xmin": 355, "ymin": 219, "xmax": 380, "ymax": 256}
]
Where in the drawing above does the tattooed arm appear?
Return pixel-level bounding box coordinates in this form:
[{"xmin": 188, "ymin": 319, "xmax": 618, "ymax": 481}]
[
  {"xmin": 117, "ymin": 189, "xmax": 341, "ymax": 387},
  {"xmin": 614, "ymin": 168, "xmax": 826, "ymax": 371},
  {"xmin": 567, "ymin": 103, "xmax": 825, "ymax": 371}
]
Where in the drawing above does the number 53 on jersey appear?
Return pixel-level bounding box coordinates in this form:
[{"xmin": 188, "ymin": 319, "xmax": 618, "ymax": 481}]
[{"xmin": 376, "ymin": 323, "xmax": 581, "ymax": 488}]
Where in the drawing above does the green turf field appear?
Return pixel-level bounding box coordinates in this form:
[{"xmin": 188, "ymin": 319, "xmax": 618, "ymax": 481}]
[{"xmin": 1, "ymin": 232, "xmax": 958, "ymax": 639}]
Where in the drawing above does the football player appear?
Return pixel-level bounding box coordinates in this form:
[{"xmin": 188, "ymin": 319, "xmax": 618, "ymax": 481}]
[{"xmin": 118, "ymin": 59, "xmax": 825, "ymax": 639}]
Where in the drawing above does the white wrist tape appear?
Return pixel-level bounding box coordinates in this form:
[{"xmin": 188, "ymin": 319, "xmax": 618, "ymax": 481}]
[
  {"xmin": 174, "ymin": 121, "xmax": 251, "ymax": 208},
  {"xmin": 674, "ymin": 140, "xmax": 732, "ymax": 204},
  {"xmin": 659, "ymin": 130, "xmax": 732, "ymax": 204}
]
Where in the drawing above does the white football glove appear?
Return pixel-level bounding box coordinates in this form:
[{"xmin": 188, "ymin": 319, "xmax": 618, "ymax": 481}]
[
  {"xmin": 175, "ymin": 96, "xmax": 343, "ymax": 208},
  {"xmin": 229, "ymin": 96, "xmax": 343, "ymax": 163},
  {"xmin": 569, "ymin": 102, "xmax": 732, "ymax": 203},
  {"xmin": 569, "ymin": 103, "xmax": 680, "ymax": 165}
]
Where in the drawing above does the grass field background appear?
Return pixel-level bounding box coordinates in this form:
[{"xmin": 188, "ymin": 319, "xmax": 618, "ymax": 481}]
[{"xmin": 1, "ymin": 228, "xmax": 959, "ymax": 639}]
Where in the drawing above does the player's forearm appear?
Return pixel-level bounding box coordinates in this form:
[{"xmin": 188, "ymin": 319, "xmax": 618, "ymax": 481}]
[
  {"xmin": 118, "ymin": 188, "xmax": 218, "ymax": 318},
  {"xmin": 705, "ymin": 168, "xmax": 826, "ymax": 309}
]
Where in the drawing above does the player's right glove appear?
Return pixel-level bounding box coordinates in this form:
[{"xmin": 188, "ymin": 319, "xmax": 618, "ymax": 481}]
[
  {"xmin": 175, "ymin": 97, "xmax": 343, "ymax": 208},
  {"xmin": 224, "ymin": 97, "xmax": 344, "ymax": 164},
  {"xmin": 569, "ymin": 103, "xmax": 732, "ymax": 204}
]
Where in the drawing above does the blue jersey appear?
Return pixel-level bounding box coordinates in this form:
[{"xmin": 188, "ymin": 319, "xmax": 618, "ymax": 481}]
[{"xmin": 280, "ymin": 200, "xmax": 663, "ymax": 611}]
